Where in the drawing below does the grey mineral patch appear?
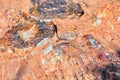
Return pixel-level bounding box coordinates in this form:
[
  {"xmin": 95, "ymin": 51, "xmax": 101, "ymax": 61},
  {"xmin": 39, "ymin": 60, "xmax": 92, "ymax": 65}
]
[
  {"xmin": 10, "ymin": 20, "xmax": 54, "ymax": 49},
  {"xmin": 59, "ymin": 31, "xmax": 77, "ymax": 40},
  {"xmin": 55, "ymin": 46, "xmax": 63, "ymax": 56},
  {"xmin": 30, "ymin": 0, "xmax": 84, "ymax": 19}
]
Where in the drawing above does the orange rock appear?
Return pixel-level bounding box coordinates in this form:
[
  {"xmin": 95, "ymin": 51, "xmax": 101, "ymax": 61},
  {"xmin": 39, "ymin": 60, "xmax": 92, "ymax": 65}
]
[{"xmin": 17, "ymin": 23, "xmax": 38, "ymax": 42}]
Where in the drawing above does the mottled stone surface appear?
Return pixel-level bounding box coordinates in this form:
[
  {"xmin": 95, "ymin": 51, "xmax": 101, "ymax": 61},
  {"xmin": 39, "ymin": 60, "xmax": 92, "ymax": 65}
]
[
  {"xmin": 29, "ymin": 0, "xmax": 84, "ymax": 19},
  {"xmin": 0, "ymin": 0, "xmax": 120, "ymax": 80}
]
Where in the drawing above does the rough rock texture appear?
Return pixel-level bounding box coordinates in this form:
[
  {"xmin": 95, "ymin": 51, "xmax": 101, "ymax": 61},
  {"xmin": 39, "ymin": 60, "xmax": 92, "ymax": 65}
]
[
  {"xmin": 0, "ymin": 0, "xmax": 31, "ymax": 38},
  {"xmin": 0, "ymin": 0, "xmax": 120, "ymax": 80}
]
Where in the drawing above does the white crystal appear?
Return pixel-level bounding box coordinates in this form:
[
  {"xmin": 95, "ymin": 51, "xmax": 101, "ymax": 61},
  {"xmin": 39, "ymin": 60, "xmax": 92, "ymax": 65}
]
[
  {"xmin": 43, "ymin": 44, "xmax": 53, "ymax": 55},
  {"xmin": 94, "ymin": 19, "xmax": 102, "ymax": 26},
  {"xmin": 36, "ymin": 38, "xmax": 48, "ymax": 47}
]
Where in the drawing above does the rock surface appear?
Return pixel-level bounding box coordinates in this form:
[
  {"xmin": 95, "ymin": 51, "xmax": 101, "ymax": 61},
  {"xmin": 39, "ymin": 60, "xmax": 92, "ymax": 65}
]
[{"xmin": 0, "ymin": 0, "xmax": 120, "ymax": 80}]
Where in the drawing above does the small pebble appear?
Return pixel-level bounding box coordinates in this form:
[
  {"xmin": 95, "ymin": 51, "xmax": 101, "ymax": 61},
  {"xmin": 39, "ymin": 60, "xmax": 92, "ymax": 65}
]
[
  {"xmin": 97, "ymin": 44, "xmax": 102, "ymax": 48},
  {"xmin": 55, "ymin": 46, "xmax": 63, "ymax": 56},
  {"xmin": 30, "ymin": 51, "xmax": 34, "ymax": 55},
  {"xmin": 60, "ymin": 31, "xmax": 77, "ymax": 40},
  {"xmin": 88, "ymin": 38, "xmax": 96, "ymax": 48},
  {"xmin": 105, "ymin": 52, "xmax": 110, "ymax": 56},
  {"xmin": 94, "ymin": 19, "xmax": 102, "ymax": 26},
  {"xmin": 105, "ymin": 52, "xmax": 113, "ymax": 61},
  {"xmin": 8, "ymin": 49, "xmax": 13, "ymax": 54},
  {"xmin": 0, "ymin": 46, "xmax": 6, "ymax": 52}
]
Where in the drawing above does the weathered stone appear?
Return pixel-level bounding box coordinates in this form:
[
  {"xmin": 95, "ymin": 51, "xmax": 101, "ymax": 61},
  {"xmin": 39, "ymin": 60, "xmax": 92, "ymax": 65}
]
[
  {"xmin": 59, "ymin": 31, "xmax": 77, "ymax": 40},
  {"xmin": 55, "ymin": 46, "xmax": 63, "ymax": 56},
  {"xmin": 29, "ymin": 0, "xmax": 84, "ymax": 19}
]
